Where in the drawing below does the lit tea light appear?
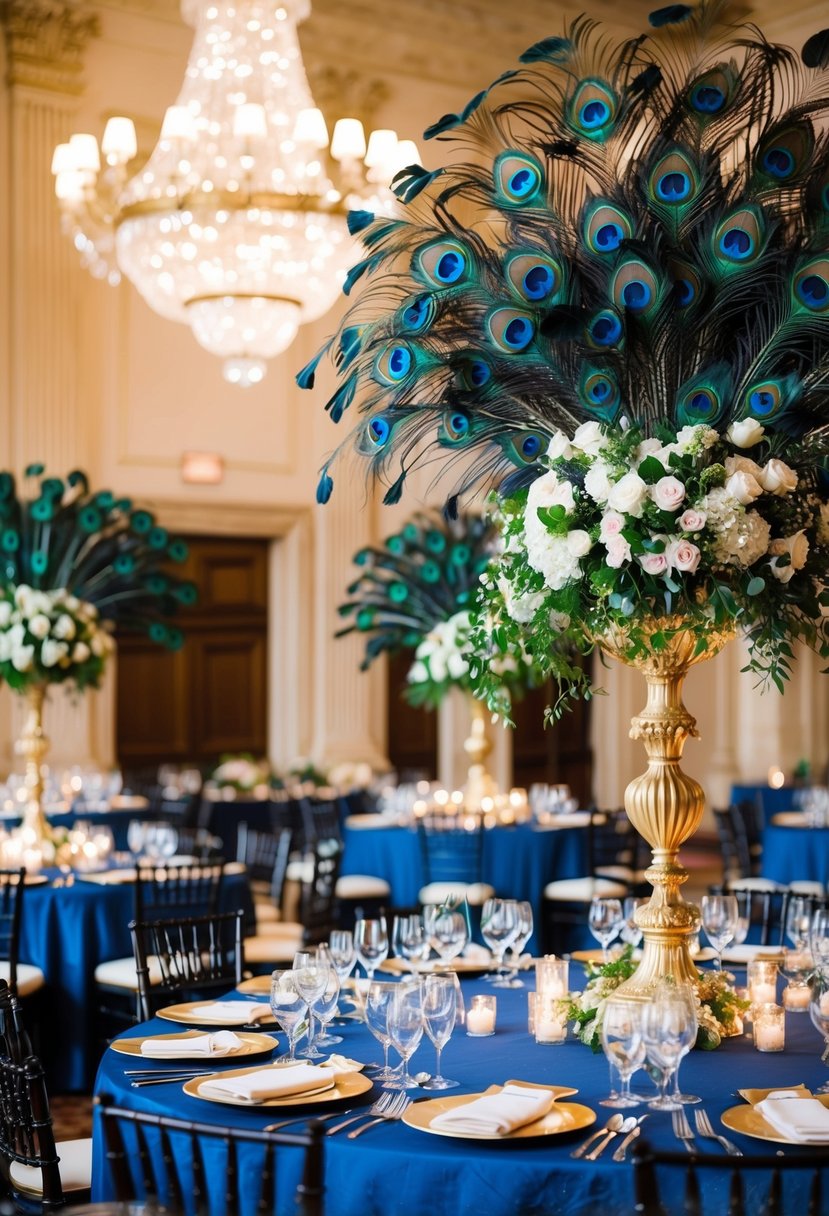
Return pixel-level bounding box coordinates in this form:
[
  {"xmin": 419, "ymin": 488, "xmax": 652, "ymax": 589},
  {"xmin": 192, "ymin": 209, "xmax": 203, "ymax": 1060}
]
[
  {"xmin": 783, "ymin": 984, "xmax": 811, "ymax": 1011},
  {"xmin": 434, "ymin": 789, "xmax": 449, "ymax": 807},
  {"xmin": 466, "ymin": 994, "xmax": 496, "ymax": 1036},
  {"xmin": 753, "ymin": 1003, "xmax": 785, "ymax": 1052},
  {"xmin": 767, "ymin": 766, "xmax": 785, "ymax": 790}
]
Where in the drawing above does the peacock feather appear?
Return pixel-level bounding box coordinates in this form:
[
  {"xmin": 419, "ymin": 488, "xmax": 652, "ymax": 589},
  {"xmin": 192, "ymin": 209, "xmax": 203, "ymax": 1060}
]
[
  {"xmin": 302, "ymin": 2, "xmax": 829, "ymax": 511},
  {"xmin": 0, "ymin": 464, "xmax": 195, "ymax": 652}
]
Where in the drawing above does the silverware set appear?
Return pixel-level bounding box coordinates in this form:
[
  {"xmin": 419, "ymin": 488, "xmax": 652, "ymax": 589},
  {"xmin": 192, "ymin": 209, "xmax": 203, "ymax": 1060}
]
[
  {"xmin": 572, "ymin": 1113, "xmax": 649, "ymax": 1162},
  {"xmin": 126, "ymin": 1068, "xmax": 219, "ymax": 1088},
  {"xmin": 262, "ymin": 1090, "xmax": 411, "ymax": 1138}
]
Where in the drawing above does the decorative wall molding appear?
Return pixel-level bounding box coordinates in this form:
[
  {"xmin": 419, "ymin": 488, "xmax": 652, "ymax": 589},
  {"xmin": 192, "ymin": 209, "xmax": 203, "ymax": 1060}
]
[
  {"xmin": 1, "ymin": 0, "xmax": 98, "ymax": 94},
  {"xmin": 148, "ymin": 498, "xmax": 310, "ymax": 540}
]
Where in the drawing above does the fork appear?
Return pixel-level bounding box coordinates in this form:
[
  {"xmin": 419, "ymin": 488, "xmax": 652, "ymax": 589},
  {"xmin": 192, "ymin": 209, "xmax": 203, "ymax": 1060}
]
[
  {"xmin": 347, "ymin": 1091, "xmax": 411, "ymax": 1138},
  {"xmin": 694, "ymin": 1108, "xmax": 743, "ymax": 1156},
  {"xmin": 325, "ymin": 1090, "xmax": 403, "ymax": 1136},
  {"xmin": 672, "ymin": 1107, "xmax": 696, "ymax": 1154}
]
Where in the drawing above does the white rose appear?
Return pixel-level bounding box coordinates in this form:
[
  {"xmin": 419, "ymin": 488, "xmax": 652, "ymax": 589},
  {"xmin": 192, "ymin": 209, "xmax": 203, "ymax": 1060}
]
[
  {"xmin": 72, "ymin": 641, "xmax": 90, "ymax": 663},
  {"xmin": 447, "ymin": 652, "xmax": 469, "ymax": 680},
  {"xmin": 407, "ymin": 660, "xmax": 429, "ymax": 684},
  {"xmin": 65, "ymin": 595, "xmax": 80, "ymax": 613},
  {"xmin": 53, "ymin": 614, "xmax": 76, "ymax": 641},
  {"xmin": 500, "ymin": 579, "xmax": 545, "ymax": 625},
  {"xmin": 678, "ymin": 509, "xmax": 707, "ymax": 533},
  {"xmin": 599, "ymin": 511, "xmax": 626, "ymax": 541},
  {"xmin": 90, "ymin": 632, "xmax": 108, "ymax": 657},
  {"xmin": 725, "ymin": 455, "xmax": 763, "ymax": 480},
  {"xmin": 571, "ymin": 420, "xmax": 605, "ymax": 457},
  {"xmin": 607, "ymin": 472, "xmax": 648, "ymax": 518},
  {"xmin": 30, "ymin": 592, "xmax": 51, "ymax": 615},
  {"xmin": 41, "ymin": 639, "xmax": 68, "ymax": 668},
  {"xmin": 526, "ymin": 470, "xmax": 575, "ymax": 517},
  {"xmin": 666, "ymin": 538, "xmax": 701, "ymax": 574},
  {"xmin": 11, "ymin": 644, "xmax": 34, "ymax": 673},
  {"xmin": 584, "ymin": 461, "xmax": 613, "ymax": 504},
  {"xmin": 768, "ymin": 530, "xmax": 810, "ymax": 583},
  {"xmin": 605, "ymin": 535, "xmax": 632, "ymax": 568},
  {"xmin": 13, "ymin": 586, "xmax": 33, "ymax": 616},
  {"xmin": 724, "ymin": 470, "xmax": 763, "ymax": 505},
  {"xmin": 651, "ymin": 476, "xmax": 686, "ymax": 513},
  {"xmin": 635, "ymin": 438, "xmax": 662, "ymax": 462},
  {"xmin": 28, "ymin": 613, "xmax": 51, "ymax": 640},
  {"xmin": 726, "ymin": 418, "xmax": 765, "ymax": 448},
  {"xmin": 759, "ymin": 459, "xmax": 798, "ymax": 497},
  {"xmin": 565, "ymin": 529, "xmax": 593, "ymax": 558},
  {"xmin": 0, "ymin": 602, "xmax": 11, "ymax": 628},
  {"xmin": 428, "ymin": 652, "xmax": 448, "ymax": 682},
  {"xmin": 547, "ymin": 431, "xmax": 573, "ymax": 460},
  {"xmin": 654, "ymin": 444, "xmax": 680, "ymax": 468}
]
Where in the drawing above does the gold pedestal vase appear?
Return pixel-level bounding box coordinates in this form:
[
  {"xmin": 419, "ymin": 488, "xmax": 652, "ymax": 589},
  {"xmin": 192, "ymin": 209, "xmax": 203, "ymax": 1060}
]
[
  {"xmin": 463, "ymin": 693, "xmax": 498, "ymax": 810},
  {"xmin": 598, "ymin": 622, "xmax": 734, "ymax": 999},
  {"xmin": 14, "ymin": 682, "xmax": 51, "ymax": 846}
]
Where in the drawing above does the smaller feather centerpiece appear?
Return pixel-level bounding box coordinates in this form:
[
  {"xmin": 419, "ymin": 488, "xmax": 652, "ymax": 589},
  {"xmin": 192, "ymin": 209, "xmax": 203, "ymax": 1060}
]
[{"xmin": 0, "ymin": 464, "xmax": 196, "ymax": 856}]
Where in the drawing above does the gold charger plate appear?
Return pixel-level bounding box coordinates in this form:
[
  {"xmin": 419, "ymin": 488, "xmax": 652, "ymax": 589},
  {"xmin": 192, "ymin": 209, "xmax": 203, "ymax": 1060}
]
[
  {"xmin": 721, "ymin": 1094, "xmax": 829, "ymax": 1146},
  {"xmin": 157, "ymin": 1000, "xmax": 276, "ymax": 1027},
  {"xmin": 183, "ymin": 1065, "xmax": 372, "ymax": 1109},
  {"xmin": 379, "ymin": 957, "xmax": 495, "ymax": 977},
  {"xmin": 237, "ymin": 976, "xmax": 272, "ymax": 996},
  {"xmin": 109, "ymin": 1029, "xmax": 275, "ymax": 1060},
  {"xmin": 403, "ymin": 1082, "xmax": 592, "ymax": 1141}
]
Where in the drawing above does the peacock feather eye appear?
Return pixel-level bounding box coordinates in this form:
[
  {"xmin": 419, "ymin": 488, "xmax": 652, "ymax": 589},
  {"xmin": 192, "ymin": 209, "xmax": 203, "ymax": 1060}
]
[
  {"xmin": 114, "ymin": 554, "xmax": 135, "ymax": 575},
  {"xmin": 755, "ymin": 123, "xmax": 813, "ymax": 184},
  {"xmin": 367, "ymin": 415, "xmax": 392, "ymax": 447},
  {"xmin": 167, "ymin": 628, "xmax": 184, "ymax": 651},
  {"xmin": 441, "ymin": 411, "xmax": 471, "ymax": 443},
  {"xmin": 713, "ymin": 207, "xmax": 764, "ymax": 264},
  {"xmin": 31, "ymin": 498, "xmax": 55, "ymax": 522},
  {"xmin": 499, "ymin": 431, "xmax": 547, "ymax": 465},
  {"xmin": 793, "ymin": 258, "xmax": 829, "ymax": 312},
  {"xmin": 149, "ymin": 527, "xmax": 167, "ymax": 550},
  {"xmin": 579, "ymin": 366, "xmax": 621, "ymax": 418},
  {"xmin": 387, "ymin": 535, "xmax": 406, "ymax": 555},
  {"xmin": 389, "ymin": 581, "xmax": 409, "ymax": 603},
  {"xmin": 31, "ymin": 552, "xmax": 48, "ymax": 575},
  {"xmin": 399, "ymin": 293, "xmax": 437, "ymax": 333},
  {"xmin": 741, "ymin": 380, "xmax": 789, "ymax": 419},
  {"xmin": 421, "ymin": 560, "xmax": 441, "ymax": 583},
  {"xmin": 494, "ymin": 151, "xmax": 545, "ymax": 206},
  {"xmin": 130, "ymin": 510, "xmax": 153, "ymax": 535},
  {"xmin": 583, "ymin": 201, "xmax": 633, "ymax": 255},
  {"xmin": 402, "ymin": 523, "xmax": 420, "ymax": 543},
  {"xmin": 79, "ymin": 506, "xmax": 102, "ymax": 533},
  {"xmin": 414, "ymin": 239, "xmax": 469, "ymax": 287},
  {"xmin": 0, "ymin": 474, "xmax": 13, "ymax": 501},
  {"xmin": 586, "ymin": 309, "xmax": 623, "ymax": 348},
  {"xmin": 686, "ymin": 64, "xmax": 739, "ymax": 116},
  {"xmin": 356, "ymin": 607, "xmax": 374, "ymax": 631},
  {"xmin": 455, "ymin": 356, "xmax": 492, "ymax": 391},
  {"xmin": 567, "ymin": 79, "xmax": 618, "ymax": 140},
  {"xmin": 486, "ymin": 307, "xmax": 535, "ymax": 352},
  {"xmin": 612, "ymin": 259, "xmax": 659, "ymax": 315},
  {"xmin": 519, "ymin": 434, "xmax": 543, "ymax": 460},
  {"xmin": 168, "ymin": 540, "xmax": 188, "ymax": 563},
  {"xmin": 675, "ymin": 365, "xmax": 730, "ymax": 427},
  {"xmin": 451, "ymin": 544, "xmax": 471, "ymax": 565},
  {"xmin": 649, "ymin": 150, "xmax": 699, "ymax": 205},
  {"xmin": 373, "ymin": 342, "xmax": 414, "ymax": 386},
  {"xmin": 42, "ymin": 478, "xmax": 63, "ymax": 498},
  {"xmin": 175, "ymin": 582, "xmax": 198, "ymax": 605},
  {"xmin": 504, "ymin": 252, "xmax": 562, "ymax": 302},
  {"xmin": 1, "ymin": 530, "xmax": 19, "ymax": 553}
]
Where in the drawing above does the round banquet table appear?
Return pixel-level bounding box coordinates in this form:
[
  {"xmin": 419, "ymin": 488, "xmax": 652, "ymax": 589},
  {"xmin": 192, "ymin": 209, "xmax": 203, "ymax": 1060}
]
[
  {"xmin": 92, "ymin": 973, "xmax": 829, "ymax": 1216},
  {"xmin": 341, "ymin": 821, "xmax": 587, "ymax": 952},
  {"xmin": 19, "ymin": 867, "xmax": 253, "ymax": 1092},
  {"xmin": 760, "ymin": 822, "xmax": 829, "ymax": 889},
  {"xmin": 197, "ymin": 796, "xmax": 276, "ymax": 856}
]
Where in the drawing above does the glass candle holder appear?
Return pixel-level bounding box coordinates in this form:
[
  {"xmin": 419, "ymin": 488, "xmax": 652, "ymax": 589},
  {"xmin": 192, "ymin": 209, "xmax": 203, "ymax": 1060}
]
[
  {"xmin": 466, "ymin": 994, "xmax": 496, "ymax": 1037},
  {"xmin": 782, "ymin": 949, "xmax": 813, "ymax": 1012},
  {"xmin": 747, "ymin": 959, "xmax": 779, "ymax": 1008},
  {"xmin": 534, "ymin": 957, "xmax": 569, "ymax": 1044},
  {"xmin": 753, "ymin": 1003, "xmax": 785, "ymax": 1052},
  {"xmin": 527, "ymin": 991, "xmax": 536, "ymax": 1035}
]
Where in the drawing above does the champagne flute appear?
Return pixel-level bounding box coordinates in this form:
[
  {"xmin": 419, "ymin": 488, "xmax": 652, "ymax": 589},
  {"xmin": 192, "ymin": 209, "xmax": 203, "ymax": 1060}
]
[
  {"xmin": 292, "ymin": 950, "xmax": 328, "ymax": 1058},
  {"xmin": 386, "ymin": 981, "xmax": 424, "ymax": 1091},
  {"xmin": 642, "ymin": 995, "xmax": 694, "ymax": 1111},
  {"xmin": 365, "ymin": 981, "xmax": 398, "ymax": 1081},
  {"xmin": 700, "ymin": 894, "xmax": 738, "ymax": 970},
  {"xmin": 588, "ymin": 897, "xmax": 623, "ymax": 962},
  {"xmin": 600, "ymin": 999, "xmax": 645, "ymax": 1108},
  {"xmin": 480, "ymin": 899, "xmax": 520, "ymax": 984},
  {"xmin": 355, "ymin": 916, "xmax": 389, "ymax": 980},
  {"xmin": 421, "ymin": 974, "xmax": 459, "ymax": 1090},
  {"xmin": 269, "ymin": 970, "xmax": 307, "ymax": 1063}
]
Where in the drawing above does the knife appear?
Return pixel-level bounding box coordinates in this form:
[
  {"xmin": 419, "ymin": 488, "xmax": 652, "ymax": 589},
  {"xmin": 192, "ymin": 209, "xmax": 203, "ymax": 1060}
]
[{"xmin": 612, "ymin": 1124, "xmax": 642, "ymax": 1163}]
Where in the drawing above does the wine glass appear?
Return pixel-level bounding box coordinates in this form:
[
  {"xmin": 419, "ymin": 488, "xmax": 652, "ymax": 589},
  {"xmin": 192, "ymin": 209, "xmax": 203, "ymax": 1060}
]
[
  {"xmin": 588, "ymin": 897, "xmax": 623, "ymax": 962},
  {"xmin": 642, "ymin": 994, "xmax": 695, "ymax": 1111},
  {"xmin": 424, "ymin": 908, "xmax": 468, "ymax": 965},
  {"xmin": 809, "ymin": 987, "xmax": 829, "ymax": 1093},
  {"xmin": 328, "ymin": 930, "xmax": 356, "ymax": 981},
  {"xmin": 785, "ymin": 896, "xmax": 812, "ymax": 952},
  {"xmin": 354, "ymin": 917, "xmax": 389, "ymax": 980},
  {"xmin": 600, "ymin": 999, "xmax": 645, "ymax": 1108},
  {"xmin": 386, "ymin": 981, "xmax": 424, "ymax": 1091},
  {"xmin": 126, "ymin": 820, "xmax": 146, "ymax": 860},
  {"xmin": 480, "ymin": 899, "xmax": 520, "ymax": 985},
  {"xmin": 620, "ymin": 897, "xmax": 648, "ymax": 948},
  {"xmin": 667, "ymin": 984, "xmax": 700, "ymax": 1104},
  {"xmin": 732, "ymin": 891, "xmax": 751, "ymax": 949},
  {"xmin": 392, "ymin": 914, "xmax": 429, "ymax": 971},
  {"xmin": 504, "ymin": 901, "xmax": 534, "ymax": 988},
  {"xmin": 700, "ymin": 894, "xmax": 738, "ymax": 970},
  {"xmin": 421, "ymin": 974, "xmax": 459, "ymax": 1090},
  {"xmin": 311, "ymin": 963, "xmax": 342, "ymax": 1048},
  {"xmin": 292, "ymin": 950, "xmax": 329, "ymax": 1058},
  {"xmin": 365, "ymin": 981, "xmax": 398, "ymax": 1081},
  {"xmin": 269, "ymin": 970, "xmax": 307, "ymax": 1063},
  {"xmin": 810, "ymin": 908, "xmax": 829, "ymax": 973}
]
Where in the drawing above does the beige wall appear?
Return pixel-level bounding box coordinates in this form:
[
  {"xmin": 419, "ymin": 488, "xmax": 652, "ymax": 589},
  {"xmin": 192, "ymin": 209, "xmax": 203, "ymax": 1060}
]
[{"xmin": 0, "ymin": 0, "xmax": 827, "ymax": 807}]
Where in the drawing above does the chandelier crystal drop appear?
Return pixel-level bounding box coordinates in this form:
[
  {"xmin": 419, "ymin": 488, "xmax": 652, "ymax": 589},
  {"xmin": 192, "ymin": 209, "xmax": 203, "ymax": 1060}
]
[{"xmin": 53, "ymin": 0, "xmax": 416, "ymax": 385}]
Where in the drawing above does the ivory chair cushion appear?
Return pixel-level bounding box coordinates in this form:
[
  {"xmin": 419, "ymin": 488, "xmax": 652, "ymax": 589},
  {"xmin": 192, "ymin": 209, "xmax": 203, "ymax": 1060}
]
[
  {"xmin": 335, "ymin": 874, "xmax": 391, "ymax": 900},
  {"xmin": 418, "ymin": 881, "xmax": 495, "ymax": 907},
  {"xmin": 543, "ymin": 876, "xmax": 628, "ymax": 902},
  {"xmin": 243, "ymin": 933, "xmax": 304, "ymax": 965},
  {"xmin": 94, "ymin": 955, "xmax": 163, "ymax": 990},
  {"xmin": 10, "ymin": 1137, "xmax": 92, "ymax": 1197},
  {"xmin": 0, "ymin": 963, "xmax": 45, "ymax": 998}
]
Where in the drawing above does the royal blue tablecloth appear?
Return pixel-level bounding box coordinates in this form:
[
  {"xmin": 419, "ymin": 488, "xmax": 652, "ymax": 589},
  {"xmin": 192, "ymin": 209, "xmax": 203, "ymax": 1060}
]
[
  {"xmin": 341, "ymin": 822, "xmax": 586, "ymax": 952},
  {"xmin": 91, "ymin": 973, "xmax": 829, "ymax": 1216},
  {"xmin": 761, "ymin": 823, "xmax": 829, "ymax": 890},
  {"xmin": 730, "ymin": 785, "xmax": 795, "ymax": 817},
  {"xmin": 0, "ymin": 805, "xmax": 186, "ymax": 852},
  {"xmin": 19, "ymin": 869, "xmax": 252, "ymax": 1091},
  {"xmin": 198, "ymin": 798, "xmax": 276, "ymax": 856}
]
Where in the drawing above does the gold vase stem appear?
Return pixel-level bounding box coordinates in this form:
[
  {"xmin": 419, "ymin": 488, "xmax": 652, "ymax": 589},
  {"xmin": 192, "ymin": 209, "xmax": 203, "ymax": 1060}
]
[
  {"xmin": 463, "ymin": 693, "xmax": 497, "ymax": 811},
  {"xmin": 15, "ymin": 683, "xmax": 50, "ymax": 845}
]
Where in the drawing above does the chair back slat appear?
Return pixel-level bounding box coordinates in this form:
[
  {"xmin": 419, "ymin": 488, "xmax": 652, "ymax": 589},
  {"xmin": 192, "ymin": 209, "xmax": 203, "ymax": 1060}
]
[
  {"xmin": 135, "ymin": 860, "xmax": 224, "ymax": 923},
  {"xmin": 0, "ymin": 871, "xmax": 25, "ymax": 995},
  {"xmin": 0, "ymin": 1046, "xmax": 63, "ymax": 1210},
  {"xmin": 685, "ymin": 1162, "xmax": 701, "ymax": 1216},
  {"xmin": 134, "ymin": 1119, "xmax": 156, "ymax": 1199},
  {"xmin": 130, "ymin": 909, "xmax": 244, "ymax": 1020},
  {"xmin": 258, "ymin": 1142, "xmax": 275, "ymax": 1216},
  {"xmin": 160, "ymin": 1124, "xmax": 184, "ymax": 1213},
  {"xmin": 808, "ymin": 1167, "xmax": 823, "ymax": 1216},
  {"xmin": 727, "ymin": 1167, "xmax": 744, "ymax": 1216},
  {"xmin": 417, "ymin": 815, "xmax": 484, "ymax": 887},
  {"xmin": 237, "ymin": 824, "xmax": 293, "ymax": 910},
  {"xmin": 302, "ymin": 798, "xmax": 343, "ymax": 848},
  {"xmin": 300, "ymin": 842, "xmax": 343, "ymax": 945}
]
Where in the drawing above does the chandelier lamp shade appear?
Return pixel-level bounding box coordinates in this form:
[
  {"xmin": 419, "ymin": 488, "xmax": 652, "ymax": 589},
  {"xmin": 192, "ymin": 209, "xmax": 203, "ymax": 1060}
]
[{"xmin": 51, "ymin": 0, "xmax": 418, "ymax": 386}]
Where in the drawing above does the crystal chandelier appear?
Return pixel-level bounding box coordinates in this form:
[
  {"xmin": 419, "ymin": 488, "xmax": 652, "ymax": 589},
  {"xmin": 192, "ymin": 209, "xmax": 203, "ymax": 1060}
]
[{"xmin": 52, "ymin": 0, "xmax": 417, "ymax": 386}]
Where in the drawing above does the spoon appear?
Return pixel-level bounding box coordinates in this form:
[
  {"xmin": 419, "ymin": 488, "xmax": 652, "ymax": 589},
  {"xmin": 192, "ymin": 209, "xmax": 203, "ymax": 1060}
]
[
  {"xmin": 571, "ymin": 1113, "xmax": 624, "ymax": 1159},
  {"xmin": 586, "ymin": 1114, "xmax": 637, "ymax": 1160},
  {"xmin": 413, "ymin": 1072, "xmax": 433, "ymax": 1086}
]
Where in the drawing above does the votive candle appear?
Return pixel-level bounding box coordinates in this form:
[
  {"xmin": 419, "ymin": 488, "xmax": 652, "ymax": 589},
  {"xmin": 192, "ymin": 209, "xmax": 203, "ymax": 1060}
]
[
  {"xmin": 466, "ymin": 994, "xmax": 496, "ymax": 1037},
  {"xmin": 753, "ymin": 1003, "xmax": 785, "ymax": 1052}
]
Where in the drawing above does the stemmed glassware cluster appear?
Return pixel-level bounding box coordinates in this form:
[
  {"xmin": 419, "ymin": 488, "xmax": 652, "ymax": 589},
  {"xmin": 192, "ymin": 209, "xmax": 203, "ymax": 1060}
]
[
  {"xmin": 600, "ymin": 983, "xmax": 698, "ymax": 1112},
  {"xmin": 481, "ymin": 898, "xmax": 534, "ymax": 986},
  {"xmin": 588, "ymin": 898, "xmax": 624, "ymax": 962}
]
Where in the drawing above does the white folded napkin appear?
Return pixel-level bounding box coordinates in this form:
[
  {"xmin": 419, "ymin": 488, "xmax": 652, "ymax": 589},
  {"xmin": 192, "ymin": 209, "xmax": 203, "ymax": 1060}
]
[
  {"xmin": 430, "ymin": 1084, "xmax": 558, "ymax": 1136},
  {"xmin": 323, "ymin": 1054, "xmax": 363, "ymax": 1075},
  {"xmin": 755, "ymin": 1095, "xmax": 829, "ymax": 1143},
  {"xmin": 461, "ymin": 943, "xmax": 492, "ymax": 963},
  {"xmin": 140, "ymin": 1031, "xmax": 243, "ymax": 1059},
  {"xmin": 198, "ymin": 1064, "xmax": 335, "ymax": 1105},
  {"xmin": 190, "ymin": 1001, "xmax": 272, "ymax": 1025}
]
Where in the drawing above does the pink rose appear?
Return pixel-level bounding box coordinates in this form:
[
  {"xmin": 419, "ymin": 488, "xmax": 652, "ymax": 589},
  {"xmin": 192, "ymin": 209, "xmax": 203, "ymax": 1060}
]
[
  {"xmin": 667, "ymin": 538, "xmax": 701, "ymax": 574},
  {"xmin": 605, "ymin": 535, "xmax": 632, "ymax": 568},
  {"xmin": 637, "ymin": 552, "xmax": 668, "ymax": 576},
  {"xmin": 599, "ymin": 510, "xmax": 625, "ymax": 541},
  {"xmin": 651, "ymin": 476, "xmax": 686, "ymax": 512},
  {"xmin": 678, "ymin": 509, "xmax": 706, "ymax": 533}
]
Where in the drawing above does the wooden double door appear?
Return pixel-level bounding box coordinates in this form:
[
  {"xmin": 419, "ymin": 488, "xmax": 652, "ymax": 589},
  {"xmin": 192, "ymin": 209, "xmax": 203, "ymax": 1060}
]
[{"xmin": 116, "ymin": 536, "xmax": 269, "ymax": 770}]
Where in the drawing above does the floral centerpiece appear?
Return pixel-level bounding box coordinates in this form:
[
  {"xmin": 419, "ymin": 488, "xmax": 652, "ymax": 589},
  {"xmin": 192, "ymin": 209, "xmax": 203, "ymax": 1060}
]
[
  {"xmin": 209, "ymin": 754, "xmax": 271, "ymax": 797},
  {"xmin": 303, "ymin": 1, "xmax": 829, "ymax": 994},
  {"xmin": 0, "ymin": 464, "xmax": 195, "ymax": 851}
]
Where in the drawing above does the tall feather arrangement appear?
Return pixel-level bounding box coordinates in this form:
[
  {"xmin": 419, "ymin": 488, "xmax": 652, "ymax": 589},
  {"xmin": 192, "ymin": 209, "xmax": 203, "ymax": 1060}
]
[
  {"xmin": 0, "ymin": 463, "xmax": 195, "ymax": 691},
  {"xmin": 305, "ymin": 2, "xmax": 829, "ymax": 712}
]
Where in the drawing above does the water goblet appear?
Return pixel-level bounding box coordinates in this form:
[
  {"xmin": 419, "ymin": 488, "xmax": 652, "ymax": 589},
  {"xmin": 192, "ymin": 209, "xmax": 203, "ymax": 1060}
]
[
  {"xmin": 808, "ymin": 986, "xmax": 829, "ymax": 1093},
  {"xmin": 642, "ymin": 995, "xmax": 694, "ymax": 1111},
  {"xmin": 421, "ymin": 974, "xmax": 459, "ymax": 1090},
  {"xmin": 312, "ymin": 963, "xmax": 342, "ymax": 1048},
  {"xmin": 293, "ymin": 950, "xmax": 329, "ymax": 1058},
  {"xmin": 589, "ymin": 897, "xmax": 623, "ymax": 962},
  {"xmin": 386, "ymin": 981, "xmax": 424, "ymax": 1091},
  {"xmin": 393, "ymin": 914, "xmax": 429, "ymax": 971},
  {"xmin": 364, "ymin": 981, "xmax": 398, "ymax": 1081},
  {"xmin": 700, "ymin": 894, "xmax": 738, "ymax": 970},
  {"xmin": 355, "ymin": 916, "xmax": 389, "ymax": 980},
  {"xmin": 480, "ymin": 899, "xmax": 520, "ymax": 984},
  {"xmin": 328, "ymin": 930, "xmax": 356, "ymax": 981},
  {"xmin": 785, "ymin": 896, "xmax": 812, "ymax": 952},
  {"xmin": 810, "ymin": 908, "xmax": 829, "ymax": 973},
  {"xmin": 425, "ymin": 908, "xmax": 468, "ymax": 965},
  {"xmin": 732, "ymin": 891, "xmax": 751, "ymax": 949},
  {"xmin": 600, "ymin": 999, "xmax": 645, "ymax": 1108},
  {"xmin": 269, "ymin": 970, "xmax": 307, "ymax": 1063},
  {"xmin": 620, "ymin": 897, "xmax": 648, "ymax": 948},
  {"xmin": 504, "ymin": 901, "xmax": 534, "ymax": 988},
  {"xmin": 667, "ymin": 983, "xmax": 700, "ymax": 1104}
]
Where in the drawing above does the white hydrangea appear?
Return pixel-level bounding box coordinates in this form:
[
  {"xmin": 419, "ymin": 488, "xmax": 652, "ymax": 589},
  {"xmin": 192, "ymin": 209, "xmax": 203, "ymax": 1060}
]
[{"xmin": 703, "ymin": 489, "xmax": 771, "ymax": 567}]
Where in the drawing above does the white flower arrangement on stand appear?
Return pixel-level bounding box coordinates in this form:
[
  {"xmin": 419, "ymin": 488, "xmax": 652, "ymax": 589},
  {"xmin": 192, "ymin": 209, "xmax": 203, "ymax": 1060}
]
[{"xmin": 0, "ymin": 585, "xmax": 114, "ymax": 690}]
